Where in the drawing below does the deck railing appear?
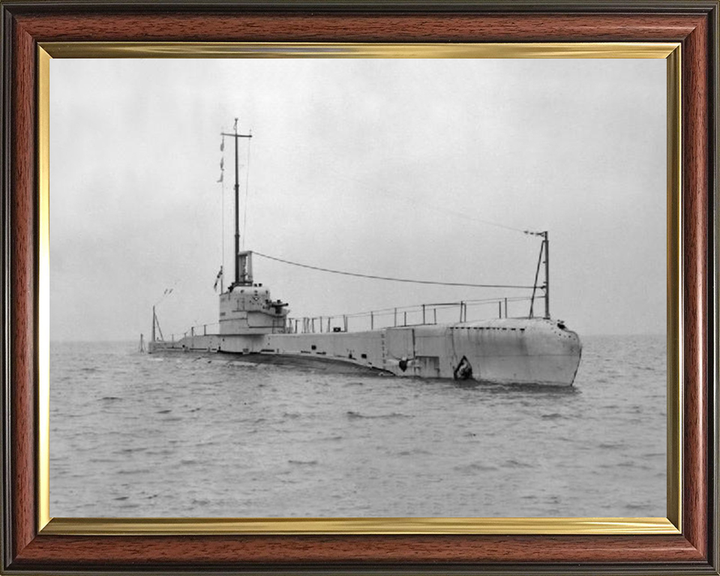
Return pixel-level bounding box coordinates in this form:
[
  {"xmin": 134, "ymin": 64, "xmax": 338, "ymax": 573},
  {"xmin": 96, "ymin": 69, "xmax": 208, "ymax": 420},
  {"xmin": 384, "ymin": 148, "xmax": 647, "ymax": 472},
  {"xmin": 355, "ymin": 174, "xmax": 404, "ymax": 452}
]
[
  {"xmin": 157, "ymin": 295, "xmax": 542, "ymax": 342},
  {"xmin": 285, "ymin": 296, "xmax": 535, "ymax": 335},
  {"xmin": 159, "ymin": 322, "xmax": 221, "ymax": 344}
]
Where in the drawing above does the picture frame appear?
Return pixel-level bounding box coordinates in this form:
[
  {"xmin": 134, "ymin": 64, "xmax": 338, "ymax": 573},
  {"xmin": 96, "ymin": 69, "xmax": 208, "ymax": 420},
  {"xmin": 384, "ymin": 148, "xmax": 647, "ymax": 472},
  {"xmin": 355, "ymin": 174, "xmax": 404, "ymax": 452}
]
[{"xmin": 1, "ymin": 1, "xmax": 717, "ymax": 574}]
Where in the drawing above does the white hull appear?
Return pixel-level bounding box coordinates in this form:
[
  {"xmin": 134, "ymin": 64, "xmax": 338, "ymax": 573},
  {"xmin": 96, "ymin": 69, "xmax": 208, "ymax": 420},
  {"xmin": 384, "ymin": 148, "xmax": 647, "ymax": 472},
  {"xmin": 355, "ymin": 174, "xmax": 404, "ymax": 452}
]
[{"xmin": 150, "ymin": 317, "xmax": 581, "ymax": 387}]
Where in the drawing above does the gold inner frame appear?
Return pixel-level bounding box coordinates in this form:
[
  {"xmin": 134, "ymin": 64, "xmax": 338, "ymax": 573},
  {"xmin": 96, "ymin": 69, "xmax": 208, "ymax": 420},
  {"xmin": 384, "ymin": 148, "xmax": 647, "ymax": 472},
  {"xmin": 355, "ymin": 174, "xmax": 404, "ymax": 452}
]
[{"xmin": 36, "ymin": 42, "xmax": 682, "ymax": 536}]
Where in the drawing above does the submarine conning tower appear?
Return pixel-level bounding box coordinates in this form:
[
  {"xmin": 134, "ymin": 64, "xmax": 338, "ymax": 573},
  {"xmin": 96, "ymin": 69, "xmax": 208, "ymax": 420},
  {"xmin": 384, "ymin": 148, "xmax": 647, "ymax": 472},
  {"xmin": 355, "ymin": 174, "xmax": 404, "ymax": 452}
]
[{"xmin": 219, "ymin": 251, "xmax": 289, "ymax": 335}]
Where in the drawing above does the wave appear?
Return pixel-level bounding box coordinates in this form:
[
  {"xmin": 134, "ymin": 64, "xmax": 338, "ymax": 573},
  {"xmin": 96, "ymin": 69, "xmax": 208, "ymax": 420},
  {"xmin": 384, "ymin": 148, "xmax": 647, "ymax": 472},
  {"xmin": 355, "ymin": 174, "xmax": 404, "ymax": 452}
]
[
  {"xmin": 395, "ymin": 448, "xmax": 432, "ymax": 457},
  {"xmin": 119, "ymin": 447, "xmax": 146, "ymax": 454},
  {"xmin": 346, "ymin": 410, "xmax": 411, "ymax": 420},
  {"xmin": 454, "ymin": 462, "xmax": 498, "ymax": 472},
  {"xmin": 598, "ymin": 442, "xmax": 624, "ymax": 450},
  {"xmin": 503, "ymin": 459, "xmax": 533, "ymax": 469}
]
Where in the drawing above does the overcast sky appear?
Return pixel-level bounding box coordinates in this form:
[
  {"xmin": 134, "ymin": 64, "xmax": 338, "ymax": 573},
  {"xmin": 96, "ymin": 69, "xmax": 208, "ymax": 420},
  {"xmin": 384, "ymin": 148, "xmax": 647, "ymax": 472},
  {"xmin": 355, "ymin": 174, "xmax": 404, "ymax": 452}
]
[{"xmin": 49, "ymin": 58, "xmax": 666, "ymax": 341}]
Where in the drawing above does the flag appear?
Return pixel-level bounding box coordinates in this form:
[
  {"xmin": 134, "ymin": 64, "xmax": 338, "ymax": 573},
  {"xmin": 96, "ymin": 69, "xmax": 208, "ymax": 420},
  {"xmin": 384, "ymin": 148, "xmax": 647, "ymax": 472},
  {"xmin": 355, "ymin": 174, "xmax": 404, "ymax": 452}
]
[
  {"xmin": 220, "ymin": 137, "xmax": 224, "ymax": 152},
  {"xmin": 213, "ymin": 266, "xmax": 223, "ymax": 291},
  {"xmin": 233, "ymin": 118, "xmax": 238, "ymax": 132}
]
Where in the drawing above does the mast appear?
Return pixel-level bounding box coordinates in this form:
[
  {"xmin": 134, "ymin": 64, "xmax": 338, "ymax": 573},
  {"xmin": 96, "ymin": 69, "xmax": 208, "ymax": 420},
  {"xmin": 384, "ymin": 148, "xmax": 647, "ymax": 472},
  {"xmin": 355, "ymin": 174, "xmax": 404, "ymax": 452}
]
[
  {"xmin": 543, "ymin": 231, "xmax": 550, "ymax": 319},
  {"xmin": 221, "ymin": 118, "xmax": 252, "ymax": 287},
  {"xmin": 526, "ymin": 230, "xmax": 550, "ymax": 319}
]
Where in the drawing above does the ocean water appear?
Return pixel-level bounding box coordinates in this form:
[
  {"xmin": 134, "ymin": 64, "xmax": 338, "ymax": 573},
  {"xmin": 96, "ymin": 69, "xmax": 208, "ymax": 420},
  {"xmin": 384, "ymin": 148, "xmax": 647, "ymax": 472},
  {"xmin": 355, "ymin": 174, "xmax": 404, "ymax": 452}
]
[{"xmin": 50, "ymin": 334, "xmax": 666, "ymax": 518}]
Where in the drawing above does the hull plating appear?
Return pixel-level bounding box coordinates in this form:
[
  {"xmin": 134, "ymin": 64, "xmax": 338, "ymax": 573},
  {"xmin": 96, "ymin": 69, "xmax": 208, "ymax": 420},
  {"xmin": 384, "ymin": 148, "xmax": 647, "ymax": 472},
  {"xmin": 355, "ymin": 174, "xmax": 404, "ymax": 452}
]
[{"xmin": 150, "ymin": 318, "xmax": 582, "ymax": 386}]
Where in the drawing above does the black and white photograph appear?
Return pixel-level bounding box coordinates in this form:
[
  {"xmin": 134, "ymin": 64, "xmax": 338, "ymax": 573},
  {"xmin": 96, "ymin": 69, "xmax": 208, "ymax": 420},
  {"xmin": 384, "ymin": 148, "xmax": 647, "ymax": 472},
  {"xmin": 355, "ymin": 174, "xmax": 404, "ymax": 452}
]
[{"xmin": 49, "ymin": 56, "xmax": 666, "ymax": 518}]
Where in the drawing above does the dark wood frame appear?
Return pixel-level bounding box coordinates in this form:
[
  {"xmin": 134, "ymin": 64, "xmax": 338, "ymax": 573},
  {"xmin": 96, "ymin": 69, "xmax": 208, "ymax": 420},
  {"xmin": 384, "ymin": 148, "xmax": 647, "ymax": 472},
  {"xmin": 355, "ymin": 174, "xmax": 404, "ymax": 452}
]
[{"xmin": 1, "ymin": 1, "xmax": 718, "ymax": 574}]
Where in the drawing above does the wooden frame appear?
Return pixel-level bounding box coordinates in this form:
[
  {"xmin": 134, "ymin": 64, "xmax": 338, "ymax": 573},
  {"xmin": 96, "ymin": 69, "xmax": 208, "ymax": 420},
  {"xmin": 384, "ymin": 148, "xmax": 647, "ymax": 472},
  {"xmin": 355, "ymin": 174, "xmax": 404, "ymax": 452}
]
[{"xmin": 1, "ymin": 1, "xmax": 717, "ymax": 573}]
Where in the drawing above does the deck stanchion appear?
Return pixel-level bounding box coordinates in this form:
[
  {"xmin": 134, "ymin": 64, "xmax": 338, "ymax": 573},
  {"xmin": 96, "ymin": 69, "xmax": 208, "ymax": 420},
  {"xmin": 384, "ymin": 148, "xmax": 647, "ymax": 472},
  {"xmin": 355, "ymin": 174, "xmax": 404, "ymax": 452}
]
[{"xmin": 422, "ymin": 305, "xmax": 426, "ymax": 325}]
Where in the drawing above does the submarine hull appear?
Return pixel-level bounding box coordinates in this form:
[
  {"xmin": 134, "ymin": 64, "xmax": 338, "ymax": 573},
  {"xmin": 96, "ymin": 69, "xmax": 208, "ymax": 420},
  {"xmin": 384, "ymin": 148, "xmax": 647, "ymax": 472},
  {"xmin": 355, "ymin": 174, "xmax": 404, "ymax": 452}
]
[{"xmin": 150, "ymin": 317, "xmax": 581, "ymax": 387}]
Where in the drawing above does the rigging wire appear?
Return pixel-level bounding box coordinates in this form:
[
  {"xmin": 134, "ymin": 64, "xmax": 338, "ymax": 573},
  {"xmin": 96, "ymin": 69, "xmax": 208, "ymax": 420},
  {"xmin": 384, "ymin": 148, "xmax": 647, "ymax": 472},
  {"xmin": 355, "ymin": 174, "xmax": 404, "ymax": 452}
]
[
  {"xmin": 220, "ymin": 169, "xmax": 225, "ymax": 274},
  {"xmin": 219, "ymin": 132, "xmax": 226, "ymax": 280},
  {"xmin": 387, "ymin": 189, "xmax": 530, "ymax": 235},
  {"xmin": 247, "ymin": 140, "xmax": 534, "ymax": 236},
  {"xmin": 253, "ymin": 251, "xmax": 536, "ymax": 290}
]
